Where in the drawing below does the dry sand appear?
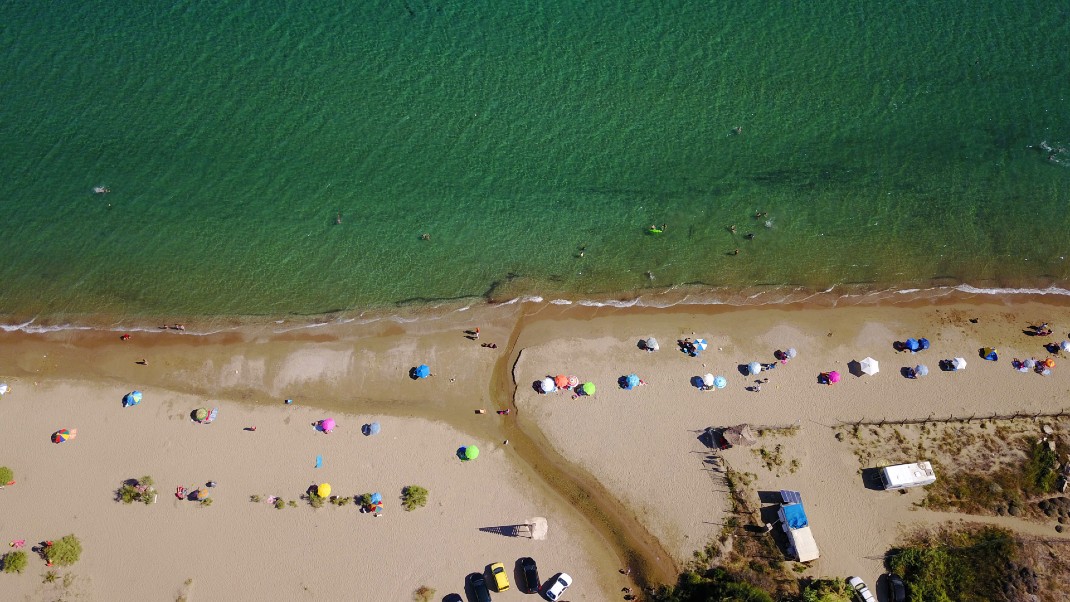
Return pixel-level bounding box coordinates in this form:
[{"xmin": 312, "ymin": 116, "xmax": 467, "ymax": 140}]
[{"xmin": 3, "ymin": 297, "xmax": 1070, "ymax": 599}]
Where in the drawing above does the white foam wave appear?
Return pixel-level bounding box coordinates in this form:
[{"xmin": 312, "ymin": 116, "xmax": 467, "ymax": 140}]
[
  {"xmin": 549, "ymin": 299, "xmax": 573, "ymax": 305},
  {"xmin": 953, "ymin": 284, "xmax": 1070, "ymax": 296}
]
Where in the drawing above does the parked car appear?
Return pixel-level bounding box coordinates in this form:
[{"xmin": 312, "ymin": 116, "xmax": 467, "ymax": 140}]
[
  {"xmin": 544, "ymin": 572, "xmax": 572, "ymax": 601},
  {"xmin": 467, "ymin": 572, "xmax": 492, "ymax": 602},
  {"xmin": 519, "ymin": 557, "xmax": 541, "ymax": 594},
  {"xmin": 847, "ymin": 576, "xmax": 876, "ymax": 602},
  {"xmin": 886, "ymin": 573, "xmax": 907, "ymax": 602},
  {"xmin": 442, "ymin": 595, "xmax": 463, "ymax": 602},
  {"xmin": 490, "ymin": 562, "xmax": 510, "ymax": 592}
]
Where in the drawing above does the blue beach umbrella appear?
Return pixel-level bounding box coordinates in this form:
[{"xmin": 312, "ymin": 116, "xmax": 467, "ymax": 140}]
[
  {"xmin": 919, "ymin": 338, "xmax": 930, "ymax": 350},
  {"xmin": 363, "ymin": 422, "xmax": 381, "ymax": 436},
  {"xmin": 123, "ymin": 391, "xmax": 142, "ymax": 408},
  {"xmin": 625, "ymin": 374, "xmax": 640, "ymax": 390},
  {"xmin": 905, "ymin": 338, "xmax": 920, "ymax": 352},
  {"xmin": 713, "ymin": 376, "xmax": 728, "ymax": 389},
  {"xmin": 370, "ymin": 492, "xmax": 383, "ymax": 504},
  {"xmin": 694, "ymin": 339, "xmax": 709, "ymax": 352},
  {"xmin": 415, "ymin": 364, "xmax": 430, "ymax": 379},
  {"xmin": 914, "ymin": 364, "xmax": 929, "ymax": 377},
  {"xmin": 691, "ymin": 376, "xmax": 705, "ymax": 389},
  {"xmin": 748, "ymin": 362, "xmax": 762, "ymax": 376}
]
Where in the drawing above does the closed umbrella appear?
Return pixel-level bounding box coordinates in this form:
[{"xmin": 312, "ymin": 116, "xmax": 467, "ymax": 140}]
[
  {"xmin": 415, "ymin": 364, "xmax": 431, "ymax": 378},
  {"xmin": 702, "ymin": 374, "xmax": 714, "ymax": 388},
  {"xmin": 625, "ymin": 374, "xmax": 640, "ymax": 389},
  {"xmin": 914, "ymin": 364, "xmax": 929, "ymax": 377},
  {"xmin": 828, "ymin": 371, "xmax": 841, "ymax": 383},
  {"xmin": 464, "ymin": 445, "xmax": 479, "ymax": 460},
  {"xmin": 713, "ymin": 375, "xmax": 728, "ymax": 389},
  {"xmin": 554, "ymin": 374, "xmax": 569, "ymax": 388},
  {"xmin": 540, "ymin": 377, "xmax": 556, "ymax": 393},
  {"xmin": 860, "ymin": 357, "xmax": 879, "ymax": 375},
  {"xmin": 644, "ymin": 337, "xmax": 659, "ymax": 351},
  {"xmin": 952, "ymin": 357, "xmax": 967, "ymax": 371},
  {"xmin": 580, "ymin": 382, "xmax": 596, "ymax": 395},
  {"xmin": 694, "ymin": 339, "xmax": 709, "ymax": 352},
  {"xmin": 748, "ymin": 361, "xmax": 762, "ymax": 376},
  {"xmin": 317, "ymin": 483, "xmax": 331, "ymax": 498}
]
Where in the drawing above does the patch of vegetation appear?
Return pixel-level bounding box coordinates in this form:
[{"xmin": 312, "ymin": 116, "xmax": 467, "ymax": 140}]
[
  {"xmin": 44, "ymin": 535, "xmax": 82, "ymax": 567},
  {"xmin": 330, "ymin": 495, "xmax": 351, "ymax": 506},
  {"xmin": 308, "ymin": 491, "xmax": 325, "ymax": 508},
  {"xmin": 117, "ymin": 476, "xmax": 157, "ymax": 505},
  {"xmin": 401, "ymin": 485, "xmax": 428, "ymax": 511},
  {"xmin": 274, "ymin": 499, "xmax": 286, "ymax": 509},
  {"xmin": 888, "ymin": 525, "xmax": 1017, "ymax": 602},
  {"xmin": 3, "ymin": 550, "xmax": 28, "ymax": 574},
  {"xmin": 0, "ymin": 466, "xmax": 13, "ymax": 484},
  {"xmin": 287, "ymin": 500, "xmax": 297, "ymax": 508},
  {"xmin": 199, "ymin": 497, "xmax": 213, "ymax": 507},
  {"xmin": 42, "ymin": 570, "xmax": 57, "ymax": 583},
  {"xmin": 250, "ymin": 495, "xmax": 261, "ymax": 503},
  {"xmin": 412, "ymin": 585, "xmax": 436, "ymax": 601},
  {"xmin": 800, "ymin": 578, "xmax": 851, "ymax": 602},
  {"xmin": 1024, "ymin": 438, "xmax": 1059, "ymax": 494},
  {"xmin": 649, "ymin": 567, "xmax": 774, "ymax": 602},
  {"xmin": 358, "ymin": 493, "xmax": 373, "ymax": 507}
]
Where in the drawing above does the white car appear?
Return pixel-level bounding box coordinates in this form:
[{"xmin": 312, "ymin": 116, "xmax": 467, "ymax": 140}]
[
  {"xmin": 544, "ymin": 572, "xmax": 572, "ymax": 600},
  {"xmin": 847, "ymin": 576, "xmax": 876, "ymax": 602}
]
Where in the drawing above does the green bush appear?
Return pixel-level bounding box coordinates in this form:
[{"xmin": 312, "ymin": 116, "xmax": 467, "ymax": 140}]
[
  {"xmin": 44, "ymin": 535, "xmax": 82, "ymax": 567},
  {"xmin": 199, "ymin": 498, "xmax": 213, "ymax": 507},
  {"xmin": 0, "ymin": 466, "xmax": 13, "ymax": 484},
  {"xmin": 3, "ymin": 551, "xmax": 27, "ymax": 574},
  {"xmin": 274, "ymin": 499, "xmax": 286, "ymax": 509},
  {"xmin": 401, "ymin": 485, "xmax": 428, "ymax": 511},
  {"xmin": 358, "ymin": 493, "xmax": 373, "ymax": 507},
  {"xmin": 287, "ymin": 500, "xmax": 297, "ymax": 508},
  {"xmin": 117, "ymin": 476, "xmax": 157, "ymax": 505},
  {"xmin": 889, "ymin": 526, "xmax": 1016, "ymax": 602},
  {"xmin": 801, "ymin": 578, "xmax": 851, "ymax": 602},
  {"xmin": 649, "ymin": 568, "xmax": 774, "ymax": 602},
  {"xmin": 250, "ymin": 495, "xmax": 261, "ymax": 503},
  {"xmin": 308, "ymin": 492, "xmax": 325, "ymax": 508},
  {"xmin": 1025, "ymin": 438, "xmax": 1059, "ymax": 494}
]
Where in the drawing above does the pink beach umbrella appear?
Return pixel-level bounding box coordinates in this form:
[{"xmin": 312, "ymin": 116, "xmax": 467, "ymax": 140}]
[
  {"xmin": 828, "ymin": 371, "xmax": 841, "ymax": 383},
  {"xmin": 567, "ymin": 375, "xmax": 579, "ymax": 388},
  {"xmin": 320, "ymin": 418, "xmax": 336, "ymax": 433}
]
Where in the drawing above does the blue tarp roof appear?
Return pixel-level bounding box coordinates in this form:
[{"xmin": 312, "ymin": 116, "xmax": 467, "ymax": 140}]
[{"xmin": 782, "ymin": 503, "xmax": 809, "ymax": 529}]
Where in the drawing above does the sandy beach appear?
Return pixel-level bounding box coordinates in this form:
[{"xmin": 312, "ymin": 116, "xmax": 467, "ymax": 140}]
[{"xmin": 3, "ymin": 295, "xmax": 1070, "ymax": 599}]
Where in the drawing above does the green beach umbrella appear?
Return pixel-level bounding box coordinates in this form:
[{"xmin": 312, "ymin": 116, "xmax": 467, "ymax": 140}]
[
  {"xmin": 194, "ymin": 408, "xmax": 208, "ymax": 422},
  {"xmin": 581, "ymin": 382, "xmax": 596, "ymax": 396},
  {"xmin": 464, "ymin": 445, "xmax": 480, "ymax": 460}
]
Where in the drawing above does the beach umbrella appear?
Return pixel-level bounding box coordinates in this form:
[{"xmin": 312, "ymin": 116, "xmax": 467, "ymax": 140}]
[
  {"xmin": 580, "ymin": 382, "xmax": 596, "ymax": 395},
  {"xmin": 702, "ymin": 373, "xmax": 714, "ymax": 388},
  {"xmin": 625, "ymin": 374, "xmax": 640, "ymax": 389},
  {"xmin": 1023, "ymin": 358, "xmax": 1037, "ymax": 369},
  {"xmin": 415, "ymin": 364, "xmax": 430, "ymax": 379},
  {"xmin": 540, "ymin": 377, "xmax": 556, "ymax": 393},
  {"xmin": 981, "ymin": 347, "xmax": 998, "ymax": 361},
  {"xmin": 905, "ymin": 338, "xmax": 920, "ymax": 352},
  {"xmin": 714, "ymin": 375, "xmax": 728, "ymax": 389},
  {"xmin": 748, "ymin": 361, "xmax": 762, "ymax": 376},
  {"xmin": 828, "ymin": 371, "xmax": 841, "ymax": 383},
  {"xmin": 320, "ymin": 418, "xmax": 336, "ymax": 433},
  {"xmin": 194, "ymin": 408, "xmax": 209, "ymax": 422},
  {"xmin": 952, "ymin": 357, "xmax": 967, "ymax": 371},
  {"xmin": 189, "ymin": 488, "xmax": 208, "ymax": 501},
  {"xmin": 317, "ymin": 483, "xmax": 331, "ymax": 498},
  {"xmin": 919, "ymin": 338, "xmax": 931, "ymax": 350},
  {"xmin": 1061, "ymin": 341, "xmax": 1070, "ymax": 353},
  {"xmin": 464, "ymin": 445, "xmax": 480, "ymax": 460},
  {"xmin": 370, "ymin": 492, "xmax": 383, "ymax": 504},
  {"xmin": 860, "ymin": 357, "xmax": 879, "ymax": 375},
  {"xmin": 554, "ymin": 374, "xmax": 569, "ymax": 388},
  {"xmin": 52, "ymin": 428, "xmax": 76, "ymax": 443},
  {"xmin": 785, "ymin": 348, "xmax": 797, "ymax": 359},
  {"xmin": 1044, "ymin": 358, "xmax": 1056, "ymax": 368},
  {"xmin": 123, "ymin": 390, "xmax": 142, "ymax": 407},
  {"xmin": 567, "ymin": 375, "xmax": 579, "ymax": 388},
  {"xmin": 0, "ymin": 382, "xmax": 9, "ymax": 395},
  {"xmin": 644, "ymin": 337, "xmax": 659, "ymax": 351},
  {"xmin": 694, "ymin": 339, "xmax": 709, "ymax": 352},
  {"xmin": 365, "ymin": 422, "xmax": 381, "ymax": 435},
  {"xmin": 914, "ymin": 364, "xmax": 929, "ymax": 377}
]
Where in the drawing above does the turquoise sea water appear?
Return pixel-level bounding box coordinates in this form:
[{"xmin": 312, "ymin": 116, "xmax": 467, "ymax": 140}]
[{"xmin": 1, "ymin": 1, "xmax": 1068, "ymax": 320}]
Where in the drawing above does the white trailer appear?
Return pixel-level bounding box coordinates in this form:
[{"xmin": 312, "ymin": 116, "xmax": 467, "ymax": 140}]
[{"xmin": 879, "ymin": 461, "xmax": 936, "ymax": 490}]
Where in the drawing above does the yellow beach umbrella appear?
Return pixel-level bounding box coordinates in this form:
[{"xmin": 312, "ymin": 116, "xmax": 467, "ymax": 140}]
[{"xmin": 317, "ymin": 483, "xmax": 331, "ymax": 498}]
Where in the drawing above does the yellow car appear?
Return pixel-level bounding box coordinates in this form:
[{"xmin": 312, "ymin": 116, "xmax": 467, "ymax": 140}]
[{"xmin": 489, "ymin": 562, "xmax": 510, "ymax": 592}]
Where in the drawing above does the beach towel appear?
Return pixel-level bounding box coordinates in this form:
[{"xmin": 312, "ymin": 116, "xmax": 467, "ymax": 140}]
[{"xmin": 315, "ymin": 455, "xmax": 323, "ymax": 468}]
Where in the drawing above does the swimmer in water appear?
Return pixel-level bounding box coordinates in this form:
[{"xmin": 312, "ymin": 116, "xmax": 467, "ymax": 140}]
[
  {"xmin": 744, "ymin": 233, "xmax": 755, "ymax": 240},
  {"xmin": 93, "ymin": 186, "xmax": 110, "ymax": 194},
  {"xmin": 728, "ymin": 225, "xmax": 736, "ymax": 234},
  {"xmin": 420, "ymin": 233, "xmax": 430, "ymax": 241},
  {"xmin": 336, "ymin": 212, "xmax": 342, "ymax": 225}
]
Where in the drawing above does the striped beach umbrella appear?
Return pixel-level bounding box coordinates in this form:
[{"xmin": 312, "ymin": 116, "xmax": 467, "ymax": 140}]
[
  {"xmin": 694, "ymin": 339, "xmax": 709, "ymax": 352},
  {"xmin": 52, "ymin": 428, "xmax": 77, "ymax": 443}
]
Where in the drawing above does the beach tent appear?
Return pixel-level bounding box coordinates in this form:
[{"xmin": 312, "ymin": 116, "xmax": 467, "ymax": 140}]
[
  {"xmin": 123, "ymin": 391, "xmax": 142, "ymax": 407},
  {"xmin": 554, "ymin": 374, "xmax": 569, "ymax": 389},
  {"xmin": 860, "ymin": 357, "xmax": 879, "ymax": 376},
  {"xmin": 905, "ymin": 338, "xmax": 920, "ymax": 352},
  {"xmin": 317, "ymin": 483, "xmax": 331, "ymax": 498},
  {"xmin": 52, "ymin": 428, "xmax": 77, "ymax": 443},
  {"xmin": 415, "ymin": 364, "xmax": 431, "ymax": 378},
  {"xmin": 363, "ymin": 422, "xmax": 381, "ymax": 436},
  {"xmin": 539, "ymin": 377, "xmax": 556, "ymax": 393},
  {"xmin": 952, "ymin": 357, "xmax": 967, "ymax": 371},
  {"xmin": 624, "ymin": 374, "xmax": 640, "ymax": 390},
  {"xmin": 919, "ymin": 338, "xmax": 930, "ymax": 350},
  {"xmin": 713, "ymin": 375, "xmax": 728, "ymax": 389},
  {"xmin": 748, "ymin": 362, "xmax": 762, "ymax": 376},
  {"xmin": 644, "ymin": 337, "xmax": 659, "ymax": 351},
  {"xmin": 694, "ymin": 339, "xmax": 709, "ymax": 352},
  {"xmin": 463, "ymin": 445, "xmax": 480, "ymax": 460},
  {"xmin": 319, "ymin": 418, "xmax": 336, "ymax": 433},
  {"xmin": 914, "ymin": 364, "xmax": 929, "ymax": 377},
  {"xmin": 580, "ymin": 382, "xmax": 596, "ymax": 396},
  {"xmin": 723, "ymin": 424, "xmax": 757, "ymax": 447},
  {"xmin": 702, "ymin": 374, "xmax": 714, "ymax": 389},
  {"xmin": 828, "ymin": 371, "xmax": 841, "ymax": 383},
  {"xmin": 981, "ymin": 347, "xmax": 998, "ymax": 361}
]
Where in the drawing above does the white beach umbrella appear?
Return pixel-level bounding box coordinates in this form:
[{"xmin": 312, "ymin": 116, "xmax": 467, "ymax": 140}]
[
  {"xmin": 1061, "ymin": 341, "xmax": 1070, "ymax": 353},
  {"xmin": 1023, "ymin": 359, "xmax": 1037, "ymax": 369},
  {"xmin": 785, "ymin": 348, "xmax": 797, "ymax": 359},
  {"xmin": 645, "ymin": 337, "xmax": 659, "ymax": 351},
  {"xmin": 952, "ymin": 357, "xmax": 967, "ymax": 371},
  {"xmin": 859, "ymin": 357, "xmax": 879, "ymax": 375},
  {"xmin": 914, "ymin": 364, "xmax": 929, "ymax": 377},
  {"xmin": 748, "ymin": 361, "xmax": 762, "ymax": 375},
  {"xmin": 540, "ymin": 377, "xmax": 556, "ymax": 393},
  {"xmin": 702, "ymin": 373, "xmax": 714, "ymax": 387},
  {"xmin": 0, "ymin": 382, "xmax": 8, "ymax": 395}
]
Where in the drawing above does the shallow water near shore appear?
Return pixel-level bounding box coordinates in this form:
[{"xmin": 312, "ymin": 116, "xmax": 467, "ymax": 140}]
[{"xmin": 1, "ymin": 1, "xmax": 1068, "ymax": 321}]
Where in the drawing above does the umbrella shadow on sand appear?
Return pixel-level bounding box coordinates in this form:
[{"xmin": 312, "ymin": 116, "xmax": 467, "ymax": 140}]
[
  {"xmin": 846, "ymin": 360, "xmax": 863, "ymax": 377},
  {"xmin": 736, "ymin": 364, "xmax": 751, "ymax": 376}
]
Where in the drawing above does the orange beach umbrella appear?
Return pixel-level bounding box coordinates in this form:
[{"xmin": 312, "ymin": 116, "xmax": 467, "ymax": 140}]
[{"xmin": 554, "ymin": 375, "xmax": 569, "ymax": 388}]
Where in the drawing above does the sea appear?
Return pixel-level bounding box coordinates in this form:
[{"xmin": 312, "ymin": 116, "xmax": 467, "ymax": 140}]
[{"xmin": 1, "ymin": 1, "xmax": 1068, "ymax": 326}]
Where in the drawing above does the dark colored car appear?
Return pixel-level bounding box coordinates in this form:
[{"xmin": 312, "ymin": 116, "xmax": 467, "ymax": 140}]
[
  {"xmin": 886, "ymin": 573, "xmax": 907, "ymax": 602},
  {"xmin": 467, "ymin": 572, "xmax": 492, "ymax": 602},
  {"xmin": 519, "ymin": 557, "xmax": 541, "ymax": 594},
  {"xmin": 442, "ymin": 595, "xmax": 463, "ymax": 602}
]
